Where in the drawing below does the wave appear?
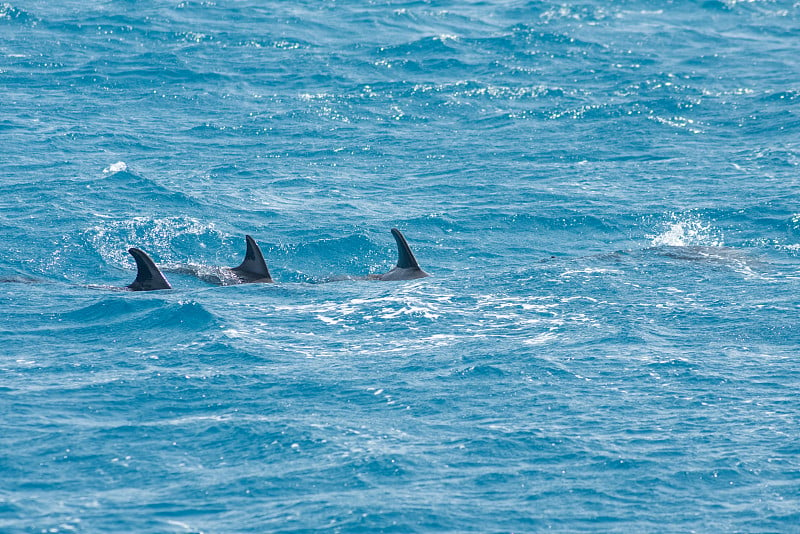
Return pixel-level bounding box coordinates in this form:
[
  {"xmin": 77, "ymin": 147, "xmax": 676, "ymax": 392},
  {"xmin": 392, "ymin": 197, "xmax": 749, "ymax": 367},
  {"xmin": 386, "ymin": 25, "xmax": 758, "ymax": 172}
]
[
  {"xmin": 59, "ymin": 296, "xmax": 220, "ymax": 331},
  {"xmin": 82, "ymin": 163, "xmax": 205, "ymax": 213},
  {"xmin": 84, "ymin": 215, "xmax": 224, "ymax": 268}
]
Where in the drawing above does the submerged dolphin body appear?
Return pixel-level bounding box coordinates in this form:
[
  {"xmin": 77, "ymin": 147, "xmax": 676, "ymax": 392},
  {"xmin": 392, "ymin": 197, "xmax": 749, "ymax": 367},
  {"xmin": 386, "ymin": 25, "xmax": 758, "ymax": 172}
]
[
  {"xmin": 127, "ymin": 247, "xmax": 172, "ymax": 291},
  {"xmin": 167, "ymin": 234, "xmax": 274, "ymax": 285},
  {"xmin": 369, "ymin": 228, "xmax": 429, "ymax": 281}
]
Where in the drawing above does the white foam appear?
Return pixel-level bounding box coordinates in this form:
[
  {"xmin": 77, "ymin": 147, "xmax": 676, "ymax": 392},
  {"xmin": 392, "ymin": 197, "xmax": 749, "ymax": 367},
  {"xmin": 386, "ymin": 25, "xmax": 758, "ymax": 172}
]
[
  {"xmin": 523, "ymin": 331, "xmax": 559, "ymax": 345},
  {"xmin": 102, "ymin": 161, "xmax": 128, "ymax": 174},
  {"xmin": 649, "ymin": 216, "xmax": 723, "ymax": 247}
]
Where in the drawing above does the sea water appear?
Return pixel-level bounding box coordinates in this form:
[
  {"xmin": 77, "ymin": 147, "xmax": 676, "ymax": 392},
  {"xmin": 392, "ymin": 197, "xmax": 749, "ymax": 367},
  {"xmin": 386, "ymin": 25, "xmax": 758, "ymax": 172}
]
[{"xmin": 2, "ymin": 1, "xmax": 799, "ymax": 531}]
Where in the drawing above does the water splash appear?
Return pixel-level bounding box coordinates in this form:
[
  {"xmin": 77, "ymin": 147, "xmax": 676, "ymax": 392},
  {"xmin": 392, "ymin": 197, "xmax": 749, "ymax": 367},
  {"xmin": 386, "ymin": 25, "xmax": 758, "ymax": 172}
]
[
  {"xmin": 0, "ymin": 3, "xmax": 34, "ymax": 23},
  {"xmin": 85, "ymin": 216, "xmax": 222, "ymax": 265},
  {"xmin": 648, "ymin": 214, "xmax": 724, "ymax": 247}
]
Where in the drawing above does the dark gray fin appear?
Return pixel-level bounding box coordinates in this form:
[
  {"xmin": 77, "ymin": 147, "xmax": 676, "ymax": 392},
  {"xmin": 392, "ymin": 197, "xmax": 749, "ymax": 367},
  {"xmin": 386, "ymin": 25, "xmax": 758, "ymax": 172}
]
[
  {"xmin": 127, "ymin": 248, "xmax": 172, "ymax": 291},
  {"xmin": 391, "ymin": 228, "xmax": 421, "ymax": 269},
  {"xmin": 231, "ymin": 235, "xmax": 273, "ymax": 283}
]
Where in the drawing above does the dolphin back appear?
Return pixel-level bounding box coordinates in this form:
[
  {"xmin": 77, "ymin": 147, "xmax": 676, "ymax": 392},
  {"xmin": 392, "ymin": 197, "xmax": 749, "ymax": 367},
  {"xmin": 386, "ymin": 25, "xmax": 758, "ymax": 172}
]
[
  {"xmin": 127, "ymin": 248, "xmax": 172, "ymax": 291},
  {"xmin": 376, "ymin": 228, "xmax": 429, "ymax": 280}
]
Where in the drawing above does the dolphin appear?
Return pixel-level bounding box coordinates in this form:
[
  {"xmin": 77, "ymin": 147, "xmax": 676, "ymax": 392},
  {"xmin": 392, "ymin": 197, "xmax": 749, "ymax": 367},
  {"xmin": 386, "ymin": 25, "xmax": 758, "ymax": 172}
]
[
  {"xmin": 126, "ymin": 235, "xmax": 272, "ymax": 290},
  {"xmin": 369, "ymin": 228, "xmax": 429, "ymax": 281},
  {"xmin": 0, "ymin": 251, "xmax": 171, "ymax": 291},
  {"xmin": 127, "ymin": 247, "xmax": 172, "ymax": 291},
  {"xmin": 156, "ymin": 234, "xmax": 274, "ymax": 286},
  {"xmin": 0, "ymin": 275, "xmax": 43, "ymax": 284},
  {"xmin": 229, "ymin": 235, "xmax": 273, "ymax": 283}
]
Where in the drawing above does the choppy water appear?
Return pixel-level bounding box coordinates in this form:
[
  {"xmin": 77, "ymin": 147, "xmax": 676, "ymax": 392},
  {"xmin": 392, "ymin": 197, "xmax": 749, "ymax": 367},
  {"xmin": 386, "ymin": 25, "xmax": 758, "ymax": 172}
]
[{"xmin": 2, "ymin": 1, "xmax": 800, "ymax": 531}]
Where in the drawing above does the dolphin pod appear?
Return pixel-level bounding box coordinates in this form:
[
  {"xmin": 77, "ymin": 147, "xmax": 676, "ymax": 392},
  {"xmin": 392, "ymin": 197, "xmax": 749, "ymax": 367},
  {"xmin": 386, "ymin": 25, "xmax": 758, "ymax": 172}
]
[{"xmin": 126, "ymin": 228, "xmax": 428, "ymax": 291}]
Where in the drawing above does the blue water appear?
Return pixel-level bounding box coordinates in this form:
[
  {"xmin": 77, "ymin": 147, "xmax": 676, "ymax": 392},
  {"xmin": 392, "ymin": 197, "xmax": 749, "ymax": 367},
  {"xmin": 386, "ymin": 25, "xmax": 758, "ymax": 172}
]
[{"xmin": 2, "ymin": 0, "xmax": 800, "ymax": 531}]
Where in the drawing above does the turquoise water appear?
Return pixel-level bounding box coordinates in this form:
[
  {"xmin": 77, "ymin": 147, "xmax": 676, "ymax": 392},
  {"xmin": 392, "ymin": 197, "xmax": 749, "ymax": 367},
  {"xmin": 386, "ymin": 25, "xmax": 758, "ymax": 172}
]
[{"xmin": 2, "ymin": 1, "xmax": 800, "ymax": 531}]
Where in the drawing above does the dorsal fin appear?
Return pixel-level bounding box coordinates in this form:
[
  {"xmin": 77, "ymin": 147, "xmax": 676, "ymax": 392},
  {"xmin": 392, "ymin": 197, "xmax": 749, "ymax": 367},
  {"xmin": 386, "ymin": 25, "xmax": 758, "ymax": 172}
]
[
  {"xmin": 391, "ymin": 228, "xmax": 421, "ymax": 269},
  {"xmin": 231, "ymin": 235, "xmax": 273, "ymax": 282},
  {"xmin": 127, "ymin": 248, "xmax": 172, "ymax": 291}
]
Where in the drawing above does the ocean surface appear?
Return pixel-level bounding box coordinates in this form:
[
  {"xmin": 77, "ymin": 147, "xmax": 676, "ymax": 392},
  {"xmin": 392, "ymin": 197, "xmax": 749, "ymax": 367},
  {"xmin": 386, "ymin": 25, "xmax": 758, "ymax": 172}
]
[{"xmin": 2, "ymin": 0, "xmax": 800, "ymax": 531}]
